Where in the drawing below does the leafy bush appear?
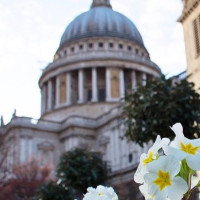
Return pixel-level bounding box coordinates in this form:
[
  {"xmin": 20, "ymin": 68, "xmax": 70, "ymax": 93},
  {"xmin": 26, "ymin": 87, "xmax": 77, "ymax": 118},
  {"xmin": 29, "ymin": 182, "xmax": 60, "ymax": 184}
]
[
  {"xmin": 56, "ymin": 148, "xmax": 107, "ymax": 194},
  {"xmin": 35, "ymin": 148, "xmax": 107, "ymax": 200},
  {"xmin": 34, "ymin": 181, "xmax": 72, "ymax": 200},
  {"xmin": 123, "ymin": 75, "xmax": 200, "ymax": 146}
]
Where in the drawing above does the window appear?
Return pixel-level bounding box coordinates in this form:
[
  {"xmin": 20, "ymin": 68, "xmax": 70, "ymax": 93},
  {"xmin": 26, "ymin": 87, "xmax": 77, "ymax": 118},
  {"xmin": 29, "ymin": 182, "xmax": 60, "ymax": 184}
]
[
  {"xmin": 99, "ymin": 42, "xmax": 103, "ymax": 48},
  {"xmin": 59, "ymin": 75, "xmax": 66, "ymax": 104},
  {"xmin": 71, "ymin": 47, "xmax": 74, "ymax": 52},
  {"xmin": 193, "ymin": 17, "xmax": 200, "ymax": 56},
  {"xmin": 135, "ymin": 48, "xmax": 139, "ymax": 54},
  {"xmin": 128, "ymin": 46, "xmax": 132, "ymax": 51},
  {"xmin": 109, "ymin": 43, "xmax": 113, "ymax": 48},
  {"xmin": 98, "ymin": 89, "xmax": 105, "ymax": 102},
  {"xmin": 79, "ymin": 44, "xmax": 83, "ymax": 50},
  {"xmin": 87, "ymin": 90, "xmax": 92, "ymax": 101},
  {"xmin": 64, "ymin": 50, "xmax": 67, "ymax": 55},
  {"xmin": 119, "ymin": 44, "xmax": 123, "ymax": 49},
  {"xmin": 128, "ymin": 153, "xmax": 133, "ymax": 163},
  {"xmin": 88, "ymin": 43, "xmax": 93, "ymax": 48}
]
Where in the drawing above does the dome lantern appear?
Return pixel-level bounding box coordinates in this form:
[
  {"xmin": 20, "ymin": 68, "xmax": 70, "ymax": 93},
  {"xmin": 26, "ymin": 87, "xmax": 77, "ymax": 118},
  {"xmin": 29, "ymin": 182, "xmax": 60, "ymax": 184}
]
[{"xmin": 91, "ymin": 0, "xmax": 112, "ymax": 8}]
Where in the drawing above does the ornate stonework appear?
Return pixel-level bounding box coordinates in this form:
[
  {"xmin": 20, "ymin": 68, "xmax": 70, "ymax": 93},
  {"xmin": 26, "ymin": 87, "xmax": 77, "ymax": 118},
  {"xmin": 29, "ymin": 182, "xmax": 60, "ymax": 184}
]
[{"xmin": 178, "ymin": 0, "xmax": 200, "ymax": 22}]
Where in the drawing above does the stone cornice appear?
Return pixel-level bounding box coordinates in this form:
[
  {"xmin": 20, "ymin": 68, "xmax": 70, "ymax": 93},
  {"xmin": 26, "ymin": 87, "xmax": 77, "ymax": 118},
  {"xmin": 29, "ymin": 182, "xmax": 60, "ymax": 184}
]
[
  {"xmin": 178, "ymin": 0, "xmax": 200, "ymax": 22},
  {"xmin": 2, "ymin": 105, "xmax": 122, "ymax": 135},
  {"xmin": 39, "ymin": 55, "xmax": 160, "ymax": 87}
]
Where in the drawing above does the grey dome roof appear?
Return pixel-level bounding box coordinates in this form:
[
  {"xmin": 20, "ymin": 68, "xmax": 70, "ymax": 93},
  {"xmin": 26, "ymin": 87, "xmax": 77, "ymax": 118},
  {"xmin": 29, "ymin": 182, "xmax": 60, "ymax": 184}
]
[{"xmin": 60, "ymin": 4, "xmax": 144, "ymax": 48}]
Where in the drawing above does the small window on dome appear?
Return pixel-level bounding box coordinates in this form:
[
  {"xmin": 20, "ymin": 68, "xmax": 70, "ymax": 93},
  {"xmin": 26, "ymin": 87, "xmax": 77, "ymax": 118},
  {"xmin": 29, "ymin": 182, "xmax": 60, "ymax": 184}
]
[
  {"xmin": 64, "ymin": 50, "xmax": 67, "ymax": 55},
  {"xmin": 88, "ymin": 43, "xmax": 93, "ymax": 48},
  {"xmin": 135, "ymin": 48, "xmax": 139, "ymax": 54},
  {"xmin": 98, "ymin": 42, "xmax": 103, "ymax": 48},
  {"xmin": 128, "ymin": 153, "xmax": 133, "ymax": 163},
  {"xmin": 109, "ymin": 43, "xmax": 113, "ymax": 48},
  {"xmin": 71, "ymin": 47, "xmax": 74, "ymax": 52},
  {"xmin": 119, "ymin": 44, "xmax": 123, "ymax": 49},
  {"xmin": 79, "ymin": 44, "xmax": 83, "ymax": 50},
  {"xmin": 128, "ymin": 46, "xmax": 132, "ymax": 51}
]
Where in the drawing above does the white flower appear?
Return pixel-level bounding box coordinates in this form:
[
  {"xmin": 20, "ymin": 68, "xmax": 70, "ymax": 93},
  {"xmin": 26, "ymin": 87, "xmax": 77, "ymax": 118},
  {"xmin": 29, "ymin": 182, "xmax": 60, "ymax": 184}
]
[
  {"xmin": 139, "ymin": 183, "xmax": 154, "ymax": 200},
  {"xmin": 144, "ymin": 155, "xmax": 188, "ymax": 200},
  {"xmin": 83, "ymin": 185, "xmax": 118, "ymax": 200},
  {"xmin": 140, "ymin": 183, "xmax": 171, "ymax": 200},
  {"xmin": 163, "ymin": 123, "xmax": 200, "ymax": 170},
  {"xmin": 191, "ymin": 176, "xmax": 199, "ymax": 188},
  {"xmin": 134, "ymin": 135, "xmax": 169, "ymax": 184}
]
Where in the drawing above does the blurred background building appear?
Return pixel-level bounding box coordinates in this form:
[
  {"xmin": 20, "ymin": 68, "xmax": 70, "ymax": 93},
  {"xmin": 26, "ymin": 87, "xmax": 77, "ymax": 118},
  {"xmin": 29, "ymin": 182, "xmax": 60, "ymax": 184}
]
[{"xmin": 179, "ymin": 0, "xmax": 200, "ymax": 90}]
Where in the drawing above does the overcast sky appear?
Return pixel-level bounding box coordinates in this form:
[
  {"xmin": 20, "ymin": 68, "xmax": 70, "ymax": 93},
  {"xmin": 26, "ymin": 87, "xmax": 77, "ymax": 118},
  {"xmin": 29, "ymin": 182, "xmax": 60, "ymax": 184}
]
[{"xmin": 0, "ymin": 0, "xmax": 186, "ymax": 123}]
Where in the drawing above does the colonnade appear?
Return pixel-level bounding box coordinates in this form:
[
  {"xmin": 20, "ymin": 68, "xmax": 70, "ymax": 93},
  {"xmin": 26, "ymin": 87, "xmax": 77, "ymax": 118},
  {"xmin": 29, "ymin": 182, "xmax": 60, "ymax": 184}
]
[{"xmin": 41, "ymin": 67, "xmax": 147, "ymax": 114}]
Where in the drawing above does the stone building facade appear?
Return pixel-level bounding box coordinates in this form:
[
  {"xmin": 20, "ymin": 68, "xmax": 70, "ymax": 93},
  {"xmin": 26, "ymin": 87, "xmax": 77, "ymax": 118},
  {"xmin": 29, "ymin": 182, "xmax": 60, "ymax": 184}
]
[
  {"xmin": 0, "ymin": 0, "xmax": 161, "ymax": 199},
  {"xmin": 179, "ymin": 0, "xmax": 200, "ymax": 90}
]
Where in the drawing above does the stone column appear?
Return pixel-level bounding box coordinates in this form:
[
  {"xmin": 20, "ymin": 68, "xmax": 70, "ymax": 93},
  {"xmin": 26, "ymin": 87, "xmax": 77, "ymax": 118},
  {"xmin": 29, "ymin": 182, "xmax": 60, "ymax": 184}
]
[
  {"xmin": 132, "ymin": 70, "xmax": 137, "ymax": 90},
  {"xmin": 120, "ymin": 69, "xmax": 125, "ymax": 98},
  {"xmin": 92, "ymin": 68, "xmax": 98, "ymax": 102},
  {"xmin": 142, "ymin": 72, "xmax": 147, "ymax": 86},
  {"xmin": 106, "ymin": 68, "xmax": 111, "ymax": 101},
  {"xmin": 78, "ymin": 69, "xmax": 84, "ymax": 103},
  {"xmin": 41, "ymin": 85, "xmax": 46, "ymax": 114},
  {"xmin": 47, "ymin": 79, "xmax": 53, "ymax": 111},
  {"xmin": 67, "ymin": 72, "xmax": 71, "ymax": 105},
  {"xmin": 55, "ymin": 76, "xmax": 60, "ymax": 107}
]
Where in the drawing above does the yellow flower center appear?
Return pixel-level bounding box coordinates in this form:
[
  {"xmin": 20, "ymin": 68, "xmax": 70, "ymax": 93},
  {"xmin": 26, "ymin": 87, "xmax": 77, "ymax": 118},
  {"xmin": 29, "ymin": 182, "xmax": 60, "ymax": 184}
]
[
  {"xmin": 98, "ymin": 193, "xmax": 102, "ymax": 196},
  {"xmin": 143, "ymin": 151, "xmax": 154, "ymax": 165},
  {"xmin": 153, "ymin": 170, "xmax": 172, "ymax": 191},
  {"xmin": 150, "ymin": 195, "xmax": 154, "ymax": 199},
  {"xmin": 180, "ymin": 142, "xmax": 199, "ymax": 155}
]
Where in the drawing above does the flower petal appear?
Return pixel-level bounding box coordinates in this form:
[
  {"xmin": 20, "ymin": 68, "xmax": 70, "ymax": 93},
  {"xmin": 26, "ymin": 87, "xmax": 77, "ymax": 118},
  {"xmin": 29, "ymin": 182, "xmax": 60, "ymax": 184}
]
[
  {"xmin": 147, "ymin": 155, "xmax": 180, "ymax": 177},
  {"xmin": 146, "ymin": 156, "xmax": 166, "ymax": 174},
  {"xmin": 186, "ymin": 154, "xmax": 200, "ymax": 170},
  {"xmin": 144, "ymin": 173, "xmax": 158, "ymax": 195},
  {"xmin": 163, "ymin": 145, "xmax": 186, "ymax": 161},
  {"xmin": 191, "ymin": 176, "xmax": 199, "ymax": 188},
  {"xmin": 167, "ymin": 177, "xmax": 188, "ymax": 200},
  {"xmin": 170, "ymin": 123, "xmax": 184, "ymax": 139},
  {"xmin": 149, "ymin": 135, "xmax": 161, "ymax": 153},
  {"xmin": 134, "ymin": 153, "xmax": 147, "ymax": 184}
]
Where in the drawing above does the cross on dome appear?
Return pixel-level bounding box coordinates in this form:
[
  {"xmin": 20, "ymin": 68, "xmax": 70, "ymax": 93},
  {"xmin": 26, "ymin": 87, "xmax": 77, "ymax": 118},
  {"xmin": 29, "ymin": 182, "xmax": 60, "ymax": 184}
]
[{"xmin": 91, "ymin": 0, "xmax": 112, "ymax": 8}]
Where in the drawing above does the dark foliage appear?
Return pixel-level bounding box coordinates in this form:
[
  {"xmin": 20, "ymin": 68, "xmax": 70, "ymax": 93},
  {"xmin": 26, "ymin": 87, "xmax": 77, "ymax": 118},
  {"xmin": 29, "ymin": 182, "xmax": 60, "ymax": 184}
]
[
  {"xmin": 123, "ymin": 75, "xmax": 200, "ymax": 146},
  {"xmin": 56, "ymin": 148, "xmax": 108, "ymax": 195},
  {"xmin": 34, "ymin": 181, "xmax": 72, "ymax": 200}
]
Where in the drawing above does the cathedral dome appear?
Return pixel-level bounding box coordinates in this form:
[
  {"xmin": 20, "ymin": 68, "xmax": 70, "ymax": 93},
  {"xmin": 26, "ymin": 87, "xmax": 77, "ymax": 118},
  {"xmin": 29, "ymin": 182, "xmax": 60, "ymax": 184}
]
[
  {"xmin": 60, "ymin": 0, "xmax": 144, "ymax": 48},
  {"xmin": 39, "ymin": 0, "xmax": 161, "ymax": 121}
]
